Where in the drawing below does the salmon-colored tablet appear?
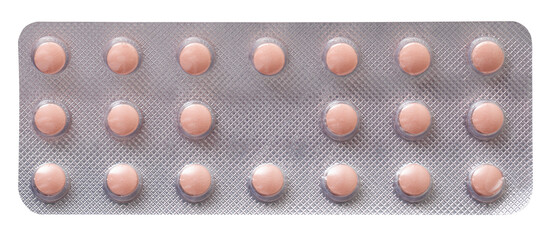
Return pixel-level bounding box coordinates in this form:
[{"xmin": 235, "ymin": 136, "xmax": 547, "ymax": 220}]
[
  {"xmin": 106, "ymin": 164, "xmax": 139, "ymax": 196},
  {"xmin": 33, "ymin": 42, "xmax": 67, "ymax": 74},
  {"xmin": 325, "ymin": 43, "xmax": 358, "ymax": 76},
  {"xmin": 179, "ymin": 164, "xmax": 212, "ymax": 196},
  {"xmin": 398, "ymin": 102, "xmax": 431, "ymax": 135},
  {"xmin": 34, "ymin": 103, "xmax": 68, "ymax": 136},
  {"xmin": 33, "ymin": 163, "xmax": 67, "ymax": 196},
  {"xmin": 252, "ymin": 43, "xmax": 285, "ymax": 75},
  {"xmin": 179, "ymin": 43, "xmax": 212, "ymax": 75},
  {"xmin": 325, "ymin": 164, "xmax": 358, "ymax": 197},
  {"xmin": 251, "ymin": 164, "xmax": 284, "ymax": 196},
  {"xmin": 107, "ymin": 103, "xmax": 141, "ymax": 137},
  {"xmin": 325, "ymin": 102, "xmax": 359, "ymax": 138},
  {"xmin": 398, "ymin": 42, "xmax": 431, "ymax": 76},
  {"xmin": 179, "ymin": 103, "xmax": 213, "ymax": 138},
  {"xmin": 470, "ymin": 164, "xmax": 504, "ymax": 197},
  {"xmin": 471, "ymin": 40, "xmax": 504, "ymax": 75},
  {"xmin": 106, "ymin": 42, "xmax": 140, "ymax": 75},
  {"xmin": 397, "ymin": 164, "xmax": 431, "ymax": 196},
  {"xmin": 471, "ymin": 102, "xmax": 504, "ymax": 135}
]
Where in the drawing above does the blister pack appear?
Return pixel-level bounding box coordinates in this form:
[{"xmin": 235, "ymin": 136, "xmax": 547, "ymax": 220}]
[{"xmin": 18, "ymin": 22, "xmax": 532, "ymax": 214}]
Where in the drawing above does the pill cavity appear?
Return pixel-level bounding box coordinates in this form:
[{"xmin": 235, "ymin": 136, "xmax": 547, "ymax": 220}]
[
  {"xmin": 33, "ymin": 102, "xmax": 68, "ymax": 137},
  {"xmin": 250, "ymin": 164, "xmax": 285, "ymax": 202},
  {"xmin": 33, "ymin": 163, "xmax": 67, "ymax": 196},
  {"xmin": 323, "ymin": 101, "xmax": 359, "ymax": 141},
  {"xmin": 325, "ymin": 42, "xmax": 358, "ymax": 76},
  {"xmin": 179, "ymin": 102, "xmax": 213, "ymax": 139},
  {"xmin": 106, "ymin": 41, "xmax": 140, "ymax": 75},
  {"xmin": 33, "ymin": 41, "xmax": 67, "ymax": 74},
  {"xmin": 468, "ymin": 164, "xmax": 504, "ymax": 203},
  {"xmin": 178, "ymin": 164, "xmax": 212, "ymax": 199},
  {"xmin": 105, "ymin": 163, "xmax": 141, "ymax": 203},
  {"xmin": 107, "ymin": 102, "xmax": 141, "ymax": 137},
  {"xmin": 252, "ymin": 41, "xmax": 285, "ymax": 75},
  {"xmin": 322, "ymin": 164, "xmax": 358, "ymax": 202},
  {"xmin": 396, "ymin": 164, "xmax": 431, "ymax": 200},
  {"xmin": 471, "ymin": 102, "xmax": 504, "ymax": 134},
  {"xmin": 467, "ymin": 101, "xmax": 504, "ymax": 140},
  {"xmin": 179, "ymin": 42, "xmax": 212, "ymax": 75},
  {"xmin": 397, "ymin": 41, "xmax": 431, "ymax": 76},
  {"xmin": 396, "ymin": 102, "xmax": 431, "ymax": 140},
  {"xmin": 470, "ymin": 39, "xmax": 504, "ymax": 75}
]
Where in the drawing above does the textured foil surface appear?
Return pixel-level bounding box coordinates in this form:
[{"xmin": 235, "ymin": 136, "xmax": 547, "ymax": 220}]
[{"xmin": 19, "ymin": 22, "xmax": 532, "ymax": 214}]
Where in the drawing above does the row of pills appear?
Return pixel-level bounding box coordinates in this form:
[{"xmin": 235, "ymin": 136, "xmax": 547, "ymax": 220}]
[
  {"xmin": 32, "ymin": 36, "xmax": 505, "ymax": 76},
  {"xmin": 32, "ymin": 99, "xmax": 504, "ymax": 141},
  {"xmin": 31, "ymin": 162, "xmax": 505, "ymax": 204}
]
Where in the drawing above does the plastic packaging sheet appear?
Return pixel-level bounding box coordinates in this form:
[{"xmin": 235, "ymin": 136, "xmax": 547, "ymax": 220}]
[{"xmin": 18, "ymin": 22, "xmax": 532, "ymax": 214}]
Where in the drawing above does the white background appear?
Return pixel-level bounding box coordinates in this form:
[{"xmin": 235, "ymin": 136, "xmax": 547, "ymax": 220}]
[{"xmin": 0, "ymin": 0, "xmax": 546, "ymax": 239}]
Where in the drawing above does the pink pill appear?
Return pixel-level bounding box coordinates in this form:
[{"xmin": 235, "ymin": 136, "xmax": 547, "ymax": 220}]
[
  {"xmin": 252, "ymin": 164, "xmax": 284, "ymax": 196},
  {"xmin": 471, "ymin": 102, "xmax": 504, "ymax": 135},
  {"xmin": 179, "ymin": 42, "xmax": 212, "ymax": 75},
  {"xmin": 395, "ymin": 102, "xmax": 431, "ymax": 140},
  {"xmin": 179, "ymin": 102, "xmax": 214, "ymax": 139},
  {"xmin": 397, "ymin": 164, "xmax": 431, "ymax": 197},
  {"xmin": 106, "ymin": 164, "xmax": 140, "ymax": 197},
  {"xmin": 325, "ymin": 43, "xmax": 358, "ymax": 76},
  {"xmin": 106, "ymin": 41, "xmax": 140, "ymax": 75},
  {"xmin": 33, "ymin": 102, "xmax": 68, "ymax": 137},
  {"xmin": 107, "ymin": 103, "xmax": 141, "ymax": 137},
  {"xmin": 325, "ymin": 164, "xmax": 358, "ymax": 197},
  {"xmin": 33, "ymin": 163, "xmax": 67, "ymax": 196},
  {"xmin": 468, "ymin": 164, "xmax": 505, "ymax": 203},
  {"xmin": 398, "ymin": 41, "xmax": 431, "ymax": 76},
  {"xmin": 470, "ymin": 40, "xmax": 504, "ymax": 75},
  {"xmin": 398, "ymin": 102, "xmax": 431, "ymax": 135},
  {"xmin": 323, "ymin": 101, "xmax": 359, "ymax": 141},
  {"xmin": 33, "ymin": 41, "xmax": 67, "ymax": 74},
  {"xmin": 470, "ymin": 164, "xmax": 504, "ymax": 197},
  {"xmin": 179, "ymin": 164, "xmax": 212, "ymax": 197},
  {"xmin": 252, "ymin": 42, "xmax": 285, "ymax": 75}
]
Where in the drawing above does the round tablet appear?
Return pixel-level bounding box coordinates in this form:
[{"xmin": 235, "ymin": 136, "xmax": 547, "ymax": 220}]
[
  {"xmin": 106, "ymin": 42, "xmax": 140, "ymax": 75},
  {"xmin": 179, "ymin": 164, "xmax": 212, "ymax": 197},
  {"xmin": 325, "ymin": 43, "xmax": 358, "ymax": 76},
  {"xmin": 398, "ymin": 42, "xmax": 431, "ymax": 76},
  {"xmin": 33, "ymin": 41, "xmax": 67, "ymax": 74},
  {"xmin": 179, "ymin": 102, "xmax": 213, "ymax": 138},
  {"xmin": 325, "ymin": 164, "xmax": 358, "ymax": 197},
  {"xmin": 34, "ymin": 103, "xmax": 68, "ymax": 136},
  {"xmin": 252, "ymin": 43, "xmax": 285, "ymax": 75},
  {"xmin": 397, "ymin": 102, "xmax": 431, "ymax": 137},
  {"xmin": 251, "ymin": 164, "xmax": 284, "ymax": 197},
  {"xmin": 470, "ymin": 164, "xmax": 504, "ymax": 197},
  {"xmin": 107, "ymin": 103, "xmax": 141, "ymax": 137},
  {"xmin": 106, "ymin": 164, "xmax": 139, "ymax": 197},
  {"xmin": 471, "ymin": 102, "xmax": 504, "ymax": 135},
  {"xmin": 179, "ymin": 42, "xmax": 212, "ymax": 75},
  {"xmin": 471, "ymin": 40, "xmax": 504, "ymax": 75},
  {"xmin": 324, "ymin": 102, "xmax": 359, "ymax": 140},
  {"xmin": 33, "ymin": 163, "xmax": 67, "ymax": 196},
  {"xmin": 397, "ymin": 164, "xmax": 431, "ymax": 197}
]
